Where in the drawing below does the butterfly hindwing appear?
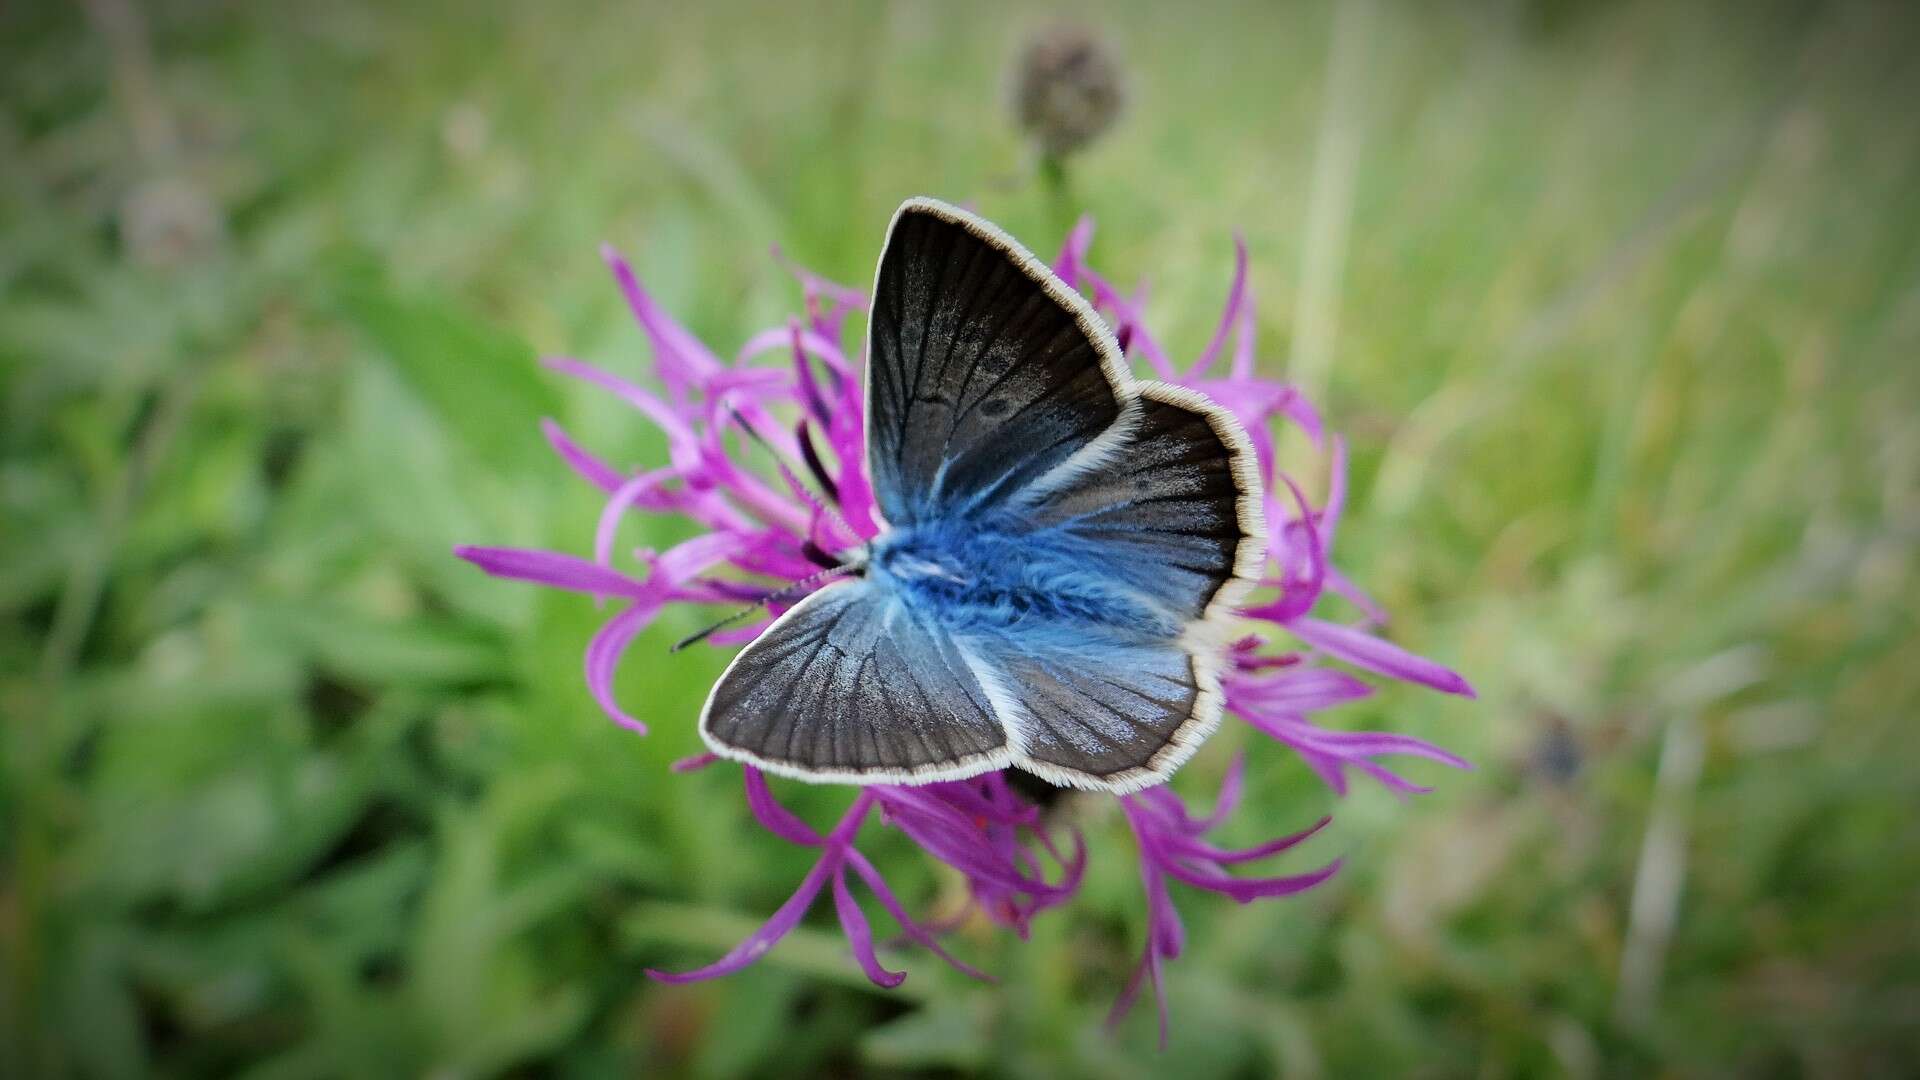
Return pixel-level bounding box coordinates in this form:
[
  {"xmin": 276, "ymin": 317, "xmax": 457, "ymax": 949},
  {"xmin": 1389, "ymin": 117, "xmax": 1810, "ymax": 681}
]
[
  {"xmin": 971, "ymin": 632, "xmax": 1217, "ymax": 791},
  {"xmin": 699, "ymin": 579, "xmax": 1013, "ymax": 782}
]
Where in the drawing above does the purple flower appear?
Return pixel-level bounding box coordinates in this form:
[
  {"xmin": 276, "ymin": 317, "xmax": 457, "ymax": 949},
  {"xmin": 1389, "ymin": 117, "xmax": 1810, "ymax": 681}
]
[
  {"xmin": 1114, "ymin": 755, "xmax": 1339, "ymax": 1045},
  {"xmin": 457, "ymin": 212, "xmax": 1473, "ymax": 1041}
]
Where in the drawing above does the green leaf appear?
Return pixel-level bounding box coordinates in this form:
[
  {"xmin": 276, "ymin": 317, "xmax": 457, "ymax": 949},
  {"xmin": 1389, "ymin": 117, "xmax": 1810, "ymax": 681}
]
[
  {"xmin": 859, "ymin": 998, "xmax": 994, "ymax": 1071},
  {"xmin": 246, "ymin": 601, "xmax": 509, "ymax": 687},
  {"xmin": 57, "ymin": 927, "xmax": 149, "ymax": 1080},
  {"xmin": 331, "ymin": 259, "xmax": 561, "ymax": 469}
]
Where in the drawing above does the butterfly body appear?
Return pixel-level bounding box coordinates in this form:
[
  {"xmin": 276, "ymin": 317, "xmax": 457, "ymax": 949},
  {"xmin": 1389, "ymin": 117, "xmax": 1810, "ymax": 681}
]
[
  {"xmin": 699, "ymin": 198, "xmax": 1267, "ymax": 794},
  {"xmin": 868, "ymin": 514, "xmax": 1183, "ymax": 640}
]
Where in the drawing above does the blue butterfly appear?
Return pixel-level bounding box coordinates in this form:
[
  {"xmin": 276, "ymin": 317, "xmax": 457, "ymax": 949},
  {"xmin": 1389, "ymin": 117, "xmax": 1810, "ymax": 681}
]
[{"xmin": 700, "ymin": 198, "xmax": 1267, "ymax": 793}]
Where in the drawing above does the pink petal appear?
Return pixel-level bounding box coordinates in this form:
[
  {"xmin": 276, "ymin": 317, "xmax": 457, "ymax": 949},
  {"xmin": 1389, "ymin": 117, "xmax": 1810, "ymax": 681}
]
[
  {"xmin": 1050, "ymin": 215, "xmax": 1096, "ymax": 283},
  {"xmin": 656, "ymin": 532, "xmax": 755, "ymax": 585},
  {"xmin": 1188, "ymin": 234, "xmax": 1248, "ymax": 380},
  {"xmin": 1320, "ymin": 436, "xmax": 1349, "ymax": 549},
  {"xmin": 454, "ymin": 545, "xmax": 654, "ymax": 598},
  {"xmin": 1325, "ymin": 565, "xmax": 1390, "ymax": 628},
  {"xmin": 594, "ymin": 470, "xmax": 674, "ymax": 568},
  {"xmin": 1241, "ymin": 471, "xmax": 1324, "ymax": 623},
  {"xmin": 585, "ymin": 601, "xmax": 664, "ymax": 733},
  {"xmin": 1289, "ymin": 618, "xmax": 1476, "ymax": 697},
  {"xmin": 1225, "ymin": 667, "xmax": 1374, "ymax": 713},
  {"xmin": 645, "ymin": 849, "xmax": 840, "ymax": 983},
  {"xmin": 1105, "ymin": 944, "xmax": 1170, "ymax": 1049},
  {"xmin": 1280, "ymin": 387, "xmax": 1324, "ymax": 449},
  {"xmin": 1230, "ymin": 279, "xmax": 1258, "ymax": 379},
  {"xmin": 1160, "ymin": 816, "xmax": 1331, "ymax": 865},
  {"xmin": 1196, "ymin": 753, "xmax": 1247, "ymax": 830},
  {"xmin": 540, "ymin": 419, "xmax": 625, "ymax": 493},
  {"xmin": 543, "ymin": 357, "xmax": 702, "ymax": 470},
  {"xmin": 736, "ymin": 323, "xmax": 855, "ymax": 380},
  {"xmin": 1156, "ymin": 855, "xmax": 1343, "ymax": 903},
  {"xmin": 601, "ymin": 243, "xmax": 723, "ymax": 395},
  {"xmin": 842, "ymin": 848, "xmax": 993, "ymax": 982},
  {"xmin": 1284, "ymin": 724, "xmax": 1473, "ymax": 771},
  {"xmin": 771, "ymin": 244, "xmax": 867, "ymax": 312},
  {"xmin": 698, "ymin": 451, "xmax": 814, "ymax": 536},
  {"xmin": 832, "ymin": 869, "xmax": 907, "ymax": 988},
  {"xmin": 1113, "ymin": 282, "xmax": 1176, "ymax": 379},
  {"xmin": 743, "ymin": 767, "xmax": 822, "ymax": 845}
]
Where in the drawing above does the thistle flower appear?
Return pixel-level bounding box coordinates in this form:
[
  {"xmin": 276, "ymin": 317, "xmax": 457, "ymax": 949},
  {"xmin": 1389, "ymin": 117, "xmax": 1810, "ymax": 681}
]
[{"xmin": 456, "ymin": 211, "xmax": 1473, "ymax": 1041}]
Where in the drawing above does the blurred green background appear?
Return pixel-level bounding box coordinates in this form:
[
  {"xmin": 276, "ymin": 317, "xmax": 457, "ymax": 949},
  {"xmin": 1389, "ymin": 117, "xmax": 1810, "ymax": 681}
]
[{"xmin": 5, "ymin": 0, "xmax": 1917, "ymax": 1075}]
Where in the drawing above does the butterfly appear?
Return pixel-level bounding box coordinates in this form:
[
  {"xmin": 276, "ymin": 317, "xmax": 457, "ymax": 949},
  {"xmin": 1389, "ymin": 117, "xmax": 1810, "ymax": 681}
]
[{"xmin": 699, "ymin": 198, "xmax": 1267, "ymax": 794}]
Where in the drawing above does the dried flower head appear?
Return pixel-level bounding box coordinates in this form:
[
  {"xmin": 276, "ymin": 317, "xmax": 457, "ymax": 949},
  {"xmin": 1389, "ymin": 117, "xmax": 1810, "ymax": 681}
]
[
  {"xmin": 1009, "ymin": 23, "xmax": 1128, "ymax": 160},
  {"xmin": 457, "ymin": 208, "xmax": 1473, "ymax": 1041}
]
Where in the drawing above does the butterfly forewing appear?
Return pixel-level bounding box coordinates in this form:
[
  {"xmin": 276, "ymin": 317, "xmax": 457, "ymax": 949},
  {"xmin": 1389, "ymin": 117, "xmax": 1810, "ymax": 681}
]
[
  {"xmin": 1009, "ymin": 386, "xmax": 1265, "ymax": 626},
  {"xmin": 865, "ymin": 202, "xmax": 1129, "ymax": 526},
  {"xmin": 699, "ymin": 580, "xmax": 1012, "ymax": 783}
]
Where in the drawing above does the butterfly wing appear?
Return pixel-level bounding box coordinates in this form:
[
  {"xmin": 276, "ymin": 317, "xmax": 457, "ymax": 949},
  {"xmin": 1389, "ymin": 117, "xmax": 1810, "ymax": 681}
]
[
  {"xmin": 864, "ymin": 198, "xmax": 1134, "ymax": 526},
  {"xmin": 699, "ymin": 579, "xmax": 1014, "ymax": 783},
  {"xmin": 1007, "ymin": 383, "xmax": 1267, "ymax": 627},
  {"xmin": 700, "ymin": 198, "xmax": 1264, "ymax": 791},
  {"xmin": 971, "ymin": 384, "xmax": 1267, "ymax": 791},
  {"xmin": 970, "ymin": 634, "xmax": 1220, "ymax": 792}
]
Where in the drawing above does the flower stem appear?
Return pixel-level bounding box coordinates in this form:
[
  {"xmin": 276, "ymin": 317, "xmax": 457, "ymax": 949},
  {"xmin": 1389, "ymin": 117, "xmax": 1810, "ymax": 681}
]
[{"xmin": 1039, "ymin": 154, "xmax": 1076, "ymax": 249}]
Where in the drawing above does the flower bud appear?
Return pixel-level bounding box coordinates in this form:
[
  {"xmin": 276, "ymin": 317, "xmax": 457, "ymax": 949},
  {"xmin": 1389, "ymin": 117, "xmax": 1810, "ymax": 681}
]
[{"xmin": 1009, "ymin": 23, "xmax": 1127, "ymax": 160}]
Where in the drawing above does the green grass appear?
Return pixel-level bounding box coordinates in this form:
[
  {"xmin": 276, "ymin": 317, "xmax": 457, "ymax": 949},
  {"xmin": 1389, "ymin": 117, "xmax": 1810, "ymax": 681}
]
[{"xmin": 4, "ymin": 0, "xmax": 1917, "ymax": 1075}]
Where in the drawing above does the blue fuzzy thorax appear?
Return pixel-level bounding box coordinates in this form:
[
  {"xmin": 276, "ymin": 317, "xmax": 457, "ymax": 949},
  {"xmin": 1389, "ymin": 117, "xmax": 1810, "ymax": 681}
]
[{"xmin": 868, "ymin": 513, "xmax": 1179, "ymax": 642}]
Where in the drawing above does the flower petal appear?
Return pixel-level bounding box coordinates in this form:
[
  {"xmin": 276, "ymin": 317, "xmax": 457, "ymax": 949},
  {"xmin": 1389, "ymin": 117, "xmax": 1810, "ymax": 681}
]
[
  {"xmin": 543, "ymin": 357, "xmax": 706, "ymax": 477},
  {"xmin": 1196, "ymin": 753, "xmax": 1247, "ymax": 830},
  {"xmin": 585, "ymin": 601, "xmax": 663, "ymax": 733},
  {"xmin": 645, "ymin": 848, "xmax": 840, "ymax": 983},
  {"xmin": 1188, "ymin": 234, "xmax": 1248, "ymax": 380},
  {"xmin": 454, "ymin": 545, "xmax": 654, "ymax": 598},
  {"xmin": 842, "ymin": 847, "xmax": 994, "ymax": 982},
  {"xmin": 831, "ymin": 869, "xmax": 907, "ymax": 988},
  {"xmin": 601, "ymin": 243, "xmax": 724, "ymax": 395},
  {"xmin": 1320, "ymin": 436, "xmax": 1349, "ymax": 548},
  {"xmin": 593, "ymin": 470, "xmax": 674, "ymax": 568},
  {"xmin": 1285, "ymin": 725, "xmax": 1472, "ymax": 768},
  {"xmin": 1105, "ymin": 937, "xmax": 1170, "ymax": 1050},
  {"xmin": 540, "ymin": 419, "xmax": 625, "ymax": 493},
  {"xmin": 1325, "ymin": 565, "xmax": 1390, "ymax": 627},
  {"xmin": 743, "ymin": 767, "xmax": 822, "ymax": 845},
  {"xmin": 656, "ymin": 531, "xmax": 756, "ymax": 585},
  {"xmin": 1230, "ymin": 276, "xmax": 1258, "ymax": 379},
  {"xmin": 1225, "ymin": 667, "xmax": 1374, "ymax": 712},
  {"xmin": 1159, "ymin": 816, "xmax": 1331, "ymax": 865},
  {"xmin": 1156, "ymin": 855, "xmax": 1344, "ymax": 903},
  {"xmin": 1241, "ymin": 471, "xmax": 1325, "ymax": 623},
  {"xmin": 1280, "ymin": 386, "xmax": 1324, "ymax": 448},
  {"xmin": 1289, "ymin": 618, "xmax": 1477, "ymax": 697}
]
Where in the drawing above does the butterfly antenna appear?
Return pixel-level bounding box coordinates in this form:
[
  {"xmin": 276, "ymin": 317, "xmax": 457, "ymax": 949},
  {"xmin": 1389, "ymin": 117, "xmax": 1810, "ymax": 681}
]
[{"xmin": 669, "ymin": 562, "xmax": 862, "ymax": 653}]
